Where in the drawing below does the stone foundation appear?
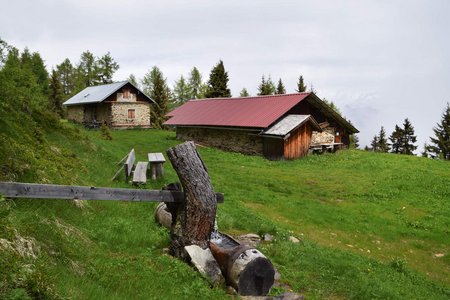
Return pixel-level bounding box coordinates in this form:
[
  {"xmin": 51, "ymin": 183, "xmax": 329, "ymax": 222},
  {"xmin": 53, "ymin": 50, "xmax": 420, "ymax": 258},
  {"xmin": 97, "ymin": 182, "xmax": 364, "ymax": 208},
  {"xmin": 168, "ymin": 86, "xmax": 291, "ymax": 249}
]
[{"xmin": 176, "ymin": 127, "xmax": 263, "ymax": 155}]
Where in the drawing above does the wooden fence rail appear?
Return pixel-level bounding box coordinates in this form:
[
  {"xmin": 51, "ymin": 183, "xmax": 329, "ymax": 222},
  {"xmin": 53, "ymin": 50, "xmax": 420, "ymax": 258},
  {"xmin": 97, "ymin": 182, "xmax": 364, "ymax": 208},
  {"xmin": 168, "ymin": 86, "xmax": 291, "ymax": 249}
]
[{"xmin": 0, "ymin": 182, "xmax": 224, "ymax": 203}]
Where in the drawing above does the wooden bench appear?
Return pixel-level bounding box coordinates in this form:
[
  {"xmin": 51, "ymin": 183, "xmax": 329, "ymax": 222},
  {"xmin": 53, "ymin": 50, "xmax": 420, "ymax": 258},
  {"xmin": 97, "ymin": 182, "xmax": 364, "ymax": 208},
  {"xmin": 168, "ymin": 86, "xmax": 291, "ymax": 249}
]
[
  {"xmin": 148, "ymin": 152, "xmax": 166, "ymax": 180},
  {"xmin": 124, "ymin": 149, "xmax": 149, "ymax": 184},
  {"xmin": 124, "ymin": 149, "xmax": 136, "ymax": 179},
  {"xmin": 133, "ymin": 161, "xmax": 149, "ymax": 184}
]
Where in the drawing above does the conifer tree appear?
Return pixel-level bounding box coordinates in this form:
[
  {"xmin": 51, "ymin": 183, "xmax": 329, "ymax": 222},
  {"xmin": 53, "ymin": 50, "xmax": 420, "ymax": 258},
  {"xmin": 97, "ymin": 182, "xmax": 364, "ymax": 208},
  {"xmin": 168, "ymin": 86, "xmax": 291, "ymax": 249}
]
[
  {"xmin": 173, "ymin": 75, "xmax": 191, "ymax": 104},
  {"xmin": 371, "ymin": 126, "xmax": 389, "ymax": 152},
  {"xmin": 427, "ymin": 103, "xmax": 450, "ymax": 160},
  {"xmin": 276, "ymin": 78, "xmax": 286, "ymax": 94},
  {"xmin": 257, "ymin": 75, "xmax": 275, "ymax": 95},
  {"xmin": 240, "ymin": 88, "xmax": 249, "ymax": 97},
  {"xmin": 128, "ymin": 74, "xmax": 139, "ymax": 89},
  {"xmin": 77, "ymin": 50, "xmax": 99, "ymax": 87},
  {"xmin": 48, "ymin": 69, "xmax": 65, "ymax": 117},
  {"xmin": 322, "ymin": 98, "xmax": 342, "ymax": 115},
  {"xmin": 30, "ymin": 52, "xmax": 49, "ymax": 95},
  {"xmin": 0, "ymin": 38, "xmax": 11, "ymax": 67},
  {"xmin": 389, "ymin": 125, "xmax": 404, "ymax": 154},
  {"xmin": 205, "ymin": 60, "xmax": 231, "ymax": 98},
  {"xmin": 197, "ymin": 83, "xmax": 209, "ymax": 99},
  {"xmin": 401, "ymin": 118, "xmax": 417, "ymax": 155},
  {"xmin": 349, "ymin": 134, "xmax": 360, "ymax": 149},
  {"xmin": 187, "ymin": 67, "xmax": 202, "ymax": 99},
  {"xmin": 97, "ymin": 52, "xmax": 119, "ymax": 84},
  {"xmin": 296, "ymin": 75, "xmax": 306, "ymax": 92},
  {"xmin": 142, "ymin": 66, "xmax": 170, "ymax": 129},
  {"xmin": 421, "ymin": 143, "xmax": 430, "ymax": 158},
  {"xmin": 370, "ymin": 135, "xmax": 378, "ymax": 151},
  {"xmin": 1, "ymin": 47, "xmax": 47, "ymax": 112},
  {"xmin": 56, "ymin": 58, "xmax": 75, "ymax": 96},
  {"xmin": 377, "ymin": 126, "xmax": 390, "ymax": 152}
]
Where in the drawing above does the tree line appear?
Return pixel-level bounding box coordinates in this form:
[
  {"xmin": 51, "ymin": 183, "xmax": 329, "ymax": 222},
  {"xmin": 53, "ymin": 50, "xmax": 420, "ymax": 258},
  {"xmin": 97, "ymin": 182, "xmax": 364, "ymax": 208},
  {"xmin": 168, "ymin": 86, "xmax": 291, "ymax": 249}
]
[
  {"xmin": 367, "ymin": 107, "xmax": 450, "ymax": 160},
  {"xmin": 1, "ymin": 39, "xmax": 448, "ymax": 160}
]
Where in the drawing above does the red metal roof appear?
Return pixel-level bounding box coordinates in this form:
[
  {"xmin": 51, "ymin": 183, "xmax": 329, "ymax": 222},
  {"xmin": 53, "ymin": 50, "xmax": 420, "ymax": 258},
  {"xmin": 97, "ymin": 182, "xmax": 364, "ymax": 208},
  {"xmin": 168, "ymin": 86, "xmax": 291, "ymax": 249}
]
[{"xmin": 164, "ymin": 93, "xmax": 311, "ymax": 128}]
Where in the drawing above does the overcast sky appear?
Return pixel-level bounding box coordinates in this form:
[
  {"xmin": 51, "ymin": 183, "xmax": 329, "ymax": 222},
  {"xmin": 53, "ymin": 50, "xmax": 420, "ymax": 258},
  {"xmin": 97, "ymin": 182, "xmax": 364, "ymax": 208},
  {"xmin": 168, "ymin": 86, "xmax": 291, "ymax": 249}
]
[{"xmin": 2, "ymin": 0, "xmax": 450, "ymax": 150}]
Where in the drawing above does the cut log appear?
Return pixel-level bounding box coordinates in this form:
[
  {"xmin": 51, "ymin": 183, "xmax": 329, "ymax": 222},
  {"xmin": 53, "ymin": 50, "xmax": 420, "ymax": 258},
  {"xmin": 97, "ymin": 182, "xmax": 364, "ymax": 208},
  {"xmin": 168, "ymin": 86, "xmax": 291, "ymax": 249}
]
[
  {"xmin": 166, "ymin": 141, "xmax": 217, "ymax": 259},
  {"xmin": 210, "ymin": 242, "xmax": 275, "ymax": 296}
]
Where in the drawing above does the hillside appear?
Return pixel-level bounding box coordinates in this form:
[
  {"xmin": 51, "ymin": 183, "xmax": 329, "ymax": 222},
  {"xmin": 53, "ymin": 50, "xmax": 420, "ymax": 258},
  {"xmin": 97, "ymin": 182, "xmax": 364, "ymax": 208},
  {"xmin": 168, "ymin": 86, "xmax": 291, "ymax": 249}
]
[{"xmin": 1, "ymin": 125, "xmax": 449, "ymax": 299}]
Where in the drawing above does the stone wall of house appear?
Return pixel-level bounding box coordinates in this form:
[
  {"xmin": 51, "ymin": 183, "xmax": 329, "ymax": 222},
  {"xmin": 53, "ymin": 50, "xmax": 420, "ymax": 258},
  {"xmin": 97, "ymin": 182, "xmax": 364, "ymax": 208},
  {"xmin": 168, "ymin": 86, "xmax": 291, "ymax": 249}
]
[
  {"xmin": 311, "ymin": 127, "xmax": 335, "ymax": 145},
  {"xmin": 67, "ymin": 106, "xmax": 84, "ymax": 123},
  {"xmin": 176, "ymin": 127, "xmax": 263, "ymax": 155},
  {"xmin": 111, "ymin": 102, "xmax": 151, "ymax": 127}
]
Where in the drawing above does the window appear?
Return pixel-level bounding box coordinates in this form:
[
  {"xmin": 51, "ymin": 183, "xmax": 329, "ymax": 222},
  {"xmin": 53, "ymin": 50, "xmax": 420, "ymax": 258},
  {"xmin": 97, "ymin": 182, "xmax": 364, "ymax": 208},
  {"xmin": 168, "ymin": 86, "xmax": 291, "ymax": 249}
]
[
  {"xmin": 128, "ymin": 109, "xmax": 135, "ymax": 119},
  {"xmin": 123, "ymin": 89, "xmax": 131, "ymax": 99}
]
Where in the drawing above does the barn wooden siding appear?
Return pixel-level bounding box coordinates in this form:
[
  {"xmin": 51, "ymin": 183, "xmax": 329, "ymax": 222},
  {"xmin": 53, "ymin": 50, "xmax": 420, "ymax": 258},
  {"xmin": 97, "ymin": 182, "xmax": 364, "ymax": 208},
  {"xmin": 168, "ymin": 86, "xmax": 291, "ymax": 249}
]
[
  {"xmin": 263, "ymin": 138, "xmax": 284, "ymax": 160},
  {"xmin": 283, "ymin": 122, "xmax": 312, "ymax": 160}
]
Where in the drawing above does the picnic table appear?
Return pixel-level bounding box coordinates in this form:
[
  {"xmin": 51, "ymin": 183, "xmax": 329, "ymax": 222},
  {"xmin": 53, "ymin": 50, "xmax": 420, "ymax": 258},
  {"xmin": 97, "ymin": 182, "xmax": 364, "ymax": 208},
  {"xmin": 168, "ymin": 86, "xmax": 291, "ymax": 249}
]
[{"xmin": 148, "ymin": 152, "xmax": 166, "ymax": 179}]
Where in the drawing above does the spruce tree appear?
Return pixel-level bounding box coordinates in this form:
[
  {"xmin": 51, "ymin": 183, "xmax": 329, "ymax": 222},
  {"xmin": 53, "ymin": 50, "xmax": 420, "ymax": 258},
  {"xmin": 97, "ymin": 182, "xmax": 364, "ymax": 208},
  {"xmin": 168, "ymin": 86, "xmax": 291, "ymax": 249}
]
[
  {"xmin": 427, "ymin": 103, "xmax": 450, "ymax": 160},
  {"xmin": 421, "ymin": 143, "xmax": 430, "ymax": 158},
  {"xmin": 257, "ymin": 75, "xmax": 275, "ymax": 96},
  {"xmin": 370, "ymin": 135, "xmax": 378, "ymax": 152},
  {"xmin": 401, "ymin": 118, "xmax": 417, "ymax": 155},
  {"xmin": 296, "ymin": 75, "xmax": 306, "ymax": 92},
  {"xmin": 276, "ymin": 78, "xmax": 286, "ymax": 94},
  {"xmin": 205, "ymin": 60, "xmax": 231, "ymax": 98},
  {"xmin": 48, "ymin": 69, "xmax": 65, "ymax": 117},
  {"xmin": 142, "ymin": 66, "xmax": 170, "ymax": 129},
  {"xmin": 377, "ymin": 126, "xmax": 390, "ymax": 152},
  {"xmin": 389, "ymin": 125, "xmax": 403, "ymax": 154},
  {"xmin": 240, "ymin": 88, "xmax": 249, "ymax": 97}
]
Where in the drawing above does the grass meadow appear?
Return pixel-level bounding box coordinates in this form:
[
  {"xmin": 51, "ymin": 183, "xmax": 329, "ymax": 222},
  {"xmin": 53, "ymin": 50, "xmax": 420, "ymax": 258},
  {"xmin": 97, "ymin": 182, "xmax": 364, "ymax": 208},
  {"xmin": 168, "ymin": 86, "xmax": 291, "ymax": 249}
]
[{"xmin": 1, "ymin": 123, "xmax": 449, "ymax": 299}]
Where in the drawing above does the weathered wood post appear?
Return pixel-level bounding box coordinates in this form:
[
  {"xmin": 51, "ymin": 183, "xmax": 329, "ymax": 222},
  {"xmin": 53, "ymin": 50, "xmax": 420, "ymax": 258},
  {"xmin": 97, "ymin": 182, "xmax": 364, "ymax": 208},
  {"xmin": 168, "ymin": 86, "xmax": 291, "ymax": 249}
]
[{"xmin": 166, "ymin": 141, "xmax": 217, "ymax": 259}]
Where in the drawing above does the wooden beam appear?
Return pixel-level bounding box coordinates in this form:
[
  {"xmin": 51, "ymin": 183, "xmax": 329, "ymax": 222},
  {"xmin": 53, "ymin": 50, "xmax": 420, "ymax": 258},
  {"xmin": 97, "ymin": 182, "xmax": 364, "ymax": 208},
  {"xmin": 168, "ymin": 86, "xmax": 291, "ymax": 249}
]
[{"xmin": 0, "ymin": 182, "xmax": 224, "ymax": 203}]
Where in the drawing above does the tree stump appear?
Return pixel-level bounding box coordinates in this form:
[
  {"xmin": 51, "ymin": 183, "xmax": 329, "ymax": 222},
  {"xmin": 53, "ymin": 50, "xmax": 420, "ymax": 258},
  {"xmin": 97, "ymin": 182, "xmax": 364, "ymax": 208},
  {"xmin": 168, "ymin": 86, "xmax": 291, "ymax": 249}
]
[{"xmin": 166, "ymin": 141, "xmax": 217, "ymax": 259}]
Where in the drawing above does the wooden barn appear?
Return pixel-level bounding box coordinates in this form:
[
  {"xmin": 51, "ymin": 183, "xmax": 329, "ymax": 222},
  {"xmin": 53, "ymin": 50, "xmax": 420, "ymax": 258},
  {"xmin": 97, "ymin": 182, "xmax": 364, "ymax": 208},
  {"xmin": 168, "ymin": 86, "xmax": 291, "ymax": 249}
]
[
  {"xmin": 63, "ymin": 81, "xmax": 154, "ymax": 128},
  {"xmin": 164, "ymin": 93, "xmax": 358, "ymax": 160}
]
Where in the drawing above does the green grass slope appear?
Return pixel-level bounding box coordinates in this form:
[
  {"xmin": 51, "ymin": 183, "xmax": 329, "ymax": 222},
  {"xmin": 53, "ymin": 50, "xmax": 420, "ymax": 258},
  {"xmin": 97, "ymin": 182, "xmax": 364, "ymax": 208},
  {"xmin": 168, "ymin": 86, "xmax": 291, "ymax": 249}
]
[{"xmin": 1, "ymin": 126, "xmax": 449, "ymax": 299}]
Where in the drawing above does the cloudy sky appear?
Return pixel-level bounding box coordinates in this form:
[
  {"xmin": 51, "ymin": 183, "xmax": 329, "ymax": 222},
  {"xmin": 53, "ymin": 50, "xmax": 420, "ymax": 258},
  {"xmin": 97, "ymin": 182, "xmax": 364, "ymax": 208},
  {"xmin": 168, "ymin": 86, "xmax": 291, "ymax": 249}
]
[{"xmin": 2, "ymin": 0, "xmax": 450, "ymax": 149}]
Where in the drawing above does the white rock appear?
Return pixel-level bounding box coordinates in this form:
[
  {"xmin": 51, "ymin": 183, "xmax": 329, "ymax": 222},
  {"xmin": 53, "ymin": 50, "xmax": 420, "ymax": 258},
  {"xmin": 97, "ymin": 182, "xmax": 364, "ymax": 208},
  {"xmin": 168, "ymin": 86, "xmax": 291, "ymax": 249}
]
[
  {"xmin": 264, "ymin": 233, "xmax": 274, "ymax": 241},
  {"xmin": 289, "ymin": 236, "xmax": 300, "ymax": 243},
  {"xmin": 184, "ymin": 245, "xmax": 224, "ymax": 286}
]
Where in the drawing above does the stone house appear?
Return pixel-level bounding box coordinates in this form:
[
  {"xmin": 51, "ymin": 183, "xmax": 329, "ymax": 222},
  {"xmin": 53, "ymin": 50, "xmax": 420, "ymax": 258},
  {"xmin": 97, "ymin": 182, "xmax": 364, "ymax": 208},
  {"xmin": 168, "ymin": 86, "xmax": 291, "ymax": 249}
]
[
  {"xmin": 63, "ymin": 81, "xmax": 154, "ymax": 128},
  {"xmin": 164, "ymin": 93, "xmax": 358, "ymax": 160}
]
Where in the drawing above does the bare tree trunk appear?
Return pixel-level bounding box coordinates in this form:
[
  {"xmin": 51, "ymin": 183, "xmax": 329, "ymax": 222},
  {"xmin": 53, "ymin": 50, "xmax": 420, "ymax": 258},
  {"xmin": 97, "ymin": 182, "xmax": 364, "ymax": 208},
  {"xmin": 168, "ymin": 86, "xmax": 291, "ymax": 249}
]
[{"xmin": 166, "ymin": 141, "xmax": 217, "ymax": 259}]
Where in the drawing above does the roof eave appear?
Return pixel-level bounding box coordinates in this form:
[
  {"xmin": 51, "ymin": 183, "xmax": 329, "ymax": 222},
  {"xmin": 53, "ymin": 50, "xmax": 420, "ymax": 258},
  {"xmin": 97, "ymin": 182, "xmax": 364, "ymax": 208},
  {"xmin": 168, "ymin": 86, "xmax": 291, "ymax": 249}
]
[{"xmin": 307, "ymin": 93, "xmax": 359, "ymax": 133}]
